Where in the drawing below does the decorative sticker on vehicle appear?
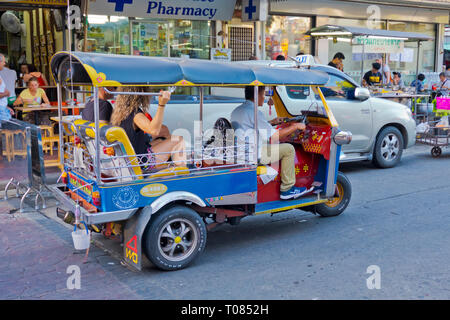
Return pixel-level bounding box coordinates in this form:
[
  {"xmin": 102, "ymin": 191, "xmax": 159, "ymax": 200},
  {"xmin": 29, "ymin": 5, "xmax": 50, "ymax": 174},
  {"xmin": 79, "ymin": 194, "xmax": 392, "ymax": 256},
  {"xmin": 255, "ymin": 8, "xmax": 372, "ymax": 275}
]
[
  {"xmin": 112, "ymin": 186, "xmax": 139, "ymax": 209},
  {"xmin": 68, "ymin": 173, "xmax": 93, "ymax": 197},
  {"xmin": 125, "ymin": 235, "xmax": 138, "ymax": 265},
  {"xmin": 140, "ymin": 183, "xmax": 168, "ymax": 198}
]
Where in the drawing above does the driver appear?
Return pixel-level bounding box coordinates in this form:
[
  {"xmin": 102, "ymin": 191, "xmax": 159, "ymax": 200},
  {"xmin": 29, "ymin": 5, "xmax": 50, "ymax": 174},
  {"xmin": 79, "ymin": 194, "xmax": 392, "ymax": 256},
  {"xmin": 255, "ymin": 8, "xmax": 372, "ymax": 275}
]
[{"xmin": 231, "ymin": 86, "xmax": 308, "ymax": 200}]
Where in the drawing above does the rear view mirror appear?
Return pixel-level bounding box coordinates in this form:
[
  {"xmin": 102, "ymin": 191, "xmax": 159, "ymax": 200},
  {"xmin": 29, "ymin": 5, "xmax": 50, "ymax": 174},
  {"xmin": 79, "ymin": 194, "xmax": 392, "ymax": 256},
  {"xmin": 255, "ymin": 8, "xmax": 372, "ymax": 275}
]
[{"xmin": 355, "ymin": 88, "xmax": 371, "ymax": 101}]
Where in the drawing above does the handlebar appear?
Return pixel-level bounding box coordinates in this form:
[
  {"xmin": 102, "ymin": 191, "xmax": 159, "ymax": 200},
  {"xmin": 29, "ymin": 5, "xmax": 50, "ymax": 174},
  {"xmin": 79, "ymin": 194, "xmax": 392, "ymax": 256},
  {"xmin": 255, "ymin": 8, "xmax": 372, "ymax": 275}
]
[
  {"xmin": 273, "ymin": 115, "xmax": 308, "ymax": 126},
  {"xmin": 103, "ymin": 86, "xmax": 176, "ymax": 96}
]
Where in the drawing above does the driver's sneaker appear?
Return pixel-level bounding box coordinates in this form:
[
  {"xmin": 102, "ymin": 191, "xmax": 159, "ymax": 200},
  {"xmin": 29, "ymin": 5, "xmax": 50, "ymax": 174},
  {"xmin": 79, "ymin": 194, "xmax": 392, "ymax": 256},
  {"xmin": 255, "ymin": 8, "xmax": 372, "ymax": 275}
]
[{"xmin": 280, "ymin": 186, "xmax": 309, "ymax": 200}]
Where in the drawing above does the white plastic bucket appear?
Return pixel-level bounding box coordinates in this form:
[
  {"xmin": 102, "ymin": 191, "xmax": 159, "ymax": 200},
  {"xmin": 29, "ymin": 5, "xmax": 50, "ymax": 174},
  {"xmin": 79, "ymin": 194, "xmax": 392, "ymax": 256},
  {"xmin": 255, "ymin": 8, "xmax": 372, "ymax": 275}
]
[{"xmin": 72, "ymin": 223, "xmax": 90, "ymax": 250}]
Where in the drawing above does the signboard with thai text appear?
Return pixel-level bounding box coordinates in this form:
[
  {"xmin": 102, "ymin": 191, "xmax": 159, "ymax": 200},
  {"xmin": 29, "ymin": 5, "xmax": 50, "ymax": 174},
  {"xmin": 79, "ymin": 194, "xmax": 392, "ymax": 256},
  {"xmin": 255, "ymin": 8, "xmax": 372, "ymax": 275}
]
[{"xmin": 352, "ymin": 36, "xmax": 405, "ymax": 54}]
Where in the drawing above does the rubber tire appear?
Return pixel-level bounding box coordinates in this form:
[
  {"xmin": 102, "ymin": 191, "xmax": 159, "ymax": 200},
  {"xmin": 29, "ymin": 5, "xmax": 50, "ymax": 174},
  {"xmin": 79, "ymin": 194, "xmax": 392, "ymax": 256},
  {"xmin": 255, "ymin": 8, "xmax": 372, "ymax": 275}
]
[
  {"xmin": 431, "ymin": 146, "xmax": 442, "ymax": 158},
  {"xmin": 143, "ymin": 205, "xmax": 207, "ymax": 271},
  {"xmin": 314, "ymin": 172, "xmax": 352, "ymax": 217},
  {"xmin": 372, "ymin": 126, "xmax": 404, "ymax": 169}
]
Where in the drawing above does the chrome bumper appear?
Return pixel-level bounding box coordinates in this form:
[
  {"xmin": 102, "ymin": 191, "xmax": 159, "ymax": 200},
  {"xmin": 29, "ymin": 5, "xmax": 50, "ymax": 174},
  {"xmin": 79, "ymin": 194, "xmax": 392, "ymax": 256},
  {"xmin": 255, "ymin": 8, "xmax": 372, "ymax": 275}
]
[{"xmin": 49, "ymin": 184, "xmax": 138, "ymax": 225}]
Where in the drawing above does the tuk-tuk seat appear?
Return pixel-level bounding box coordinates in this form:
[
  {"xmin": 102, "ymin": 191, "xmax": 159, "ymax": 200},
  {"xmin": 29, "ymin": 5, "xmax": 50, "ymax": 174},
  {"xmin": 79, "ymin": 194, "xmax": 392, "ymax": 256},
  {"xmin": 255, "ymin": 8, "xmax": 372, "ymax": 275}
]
[
  {"xmin": 72, "ymin": 119, "xmax": 143, "ymax": 181},
  {"xmin": 71, "ymin": 120, "xmax": 190, "ymax": 181}
]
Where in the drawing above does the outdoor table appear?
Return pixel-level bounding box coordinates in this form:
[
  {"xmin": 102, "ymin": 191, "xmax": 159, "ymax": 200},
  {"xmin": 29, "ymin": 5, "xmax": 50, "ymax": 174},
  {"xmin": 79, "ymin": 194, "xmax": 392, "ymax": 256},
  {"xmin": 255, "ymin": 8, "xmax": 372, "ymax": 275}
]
[
  {"xmin": 14, "ymin": 104, "xmax": 85, "ymax": 125},
  {"xmin": 50, "ymin": 115, "xmax": 82, "ymax": 123}
]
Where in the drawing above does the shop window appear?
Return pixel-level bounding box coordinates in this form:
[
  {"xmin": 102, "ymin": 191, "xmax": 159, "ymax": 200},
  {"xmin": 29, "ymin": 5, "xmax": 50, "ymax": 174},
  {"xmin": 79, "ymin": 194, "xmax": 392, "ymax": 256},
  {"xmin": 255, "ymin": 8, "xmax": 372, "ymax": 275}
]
[
  {"xmin": 316, "ymin": 17, "xmax": 386, "ymax": 84},
  {"xmin": 388, "ymin": 22, "xmax": 436, "ymax": 85},
  {"xmin": 265, "ymin": 16, "xmax": 311, "ymax": 60},
  {"xmin": 131, "ymin": 19, "xmax": 168, "ymax": 57},
  {"xmin": 170, "ymin": 20, "xmax": 210, "ymax": 60},
  {"xmin": 86, "ymin": 15, "xmax": 130, "ymax": 55}
]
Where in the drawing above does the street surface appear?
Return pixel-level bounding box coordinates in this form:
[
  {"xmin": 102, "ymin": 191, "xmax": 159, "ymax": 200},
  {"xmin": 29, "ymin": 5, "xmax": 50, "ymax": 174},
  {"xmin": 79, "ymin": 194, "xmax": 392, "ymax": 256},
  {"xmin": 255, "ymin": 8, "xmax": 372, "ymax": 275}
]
[{"xmin": 1, "ymin": 144, "xmax": 450, "ymax": 300}]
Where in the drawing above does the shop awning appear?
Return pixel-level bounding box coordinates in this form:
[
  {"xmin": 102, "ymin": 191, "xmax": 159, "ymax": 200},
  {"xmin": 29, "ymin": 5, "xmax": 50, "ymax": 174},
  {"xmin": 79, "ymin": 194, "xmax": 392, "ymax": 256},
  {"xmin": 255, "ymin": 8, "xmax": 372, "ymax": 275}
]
[
  {"xmin": 50, "ymin": 52, "xmax": 329, "ymax": 87},
  {"xmin": 306, "ymin": 25, "xmax": 433, "ymax": 42}
]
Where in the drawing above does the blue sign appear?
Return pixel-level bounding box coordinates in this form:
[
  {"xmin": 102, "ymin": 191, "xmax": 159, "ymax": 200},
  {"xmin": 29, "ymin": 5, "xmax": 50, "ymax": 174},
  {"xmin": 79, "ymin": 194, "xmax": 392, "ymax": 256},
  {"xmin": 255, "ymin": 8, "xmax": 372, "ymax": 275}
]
[
  {"xmin": 244, "ymin": 0, "xmax": 256, "ymax": 20},
  {"xmin": 108, "ymin": 0, "xmax": 133, "ymax": 12},
  {"xmin": 90, "ymin": 0, "xmax": 237, "ymax": 21}
]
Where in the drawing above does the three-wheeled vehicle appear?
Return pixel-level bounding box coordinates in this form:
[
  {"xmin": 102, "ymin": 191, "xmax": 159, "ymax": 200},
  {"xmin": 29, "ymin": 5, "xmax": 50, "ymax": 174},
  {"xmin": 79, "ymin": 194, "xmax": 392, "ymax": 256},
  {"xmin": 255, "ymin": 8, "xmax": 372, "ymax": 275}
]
[{"xmin": 50, "ymin": 52, "xmax": 352, "ymax": 271}]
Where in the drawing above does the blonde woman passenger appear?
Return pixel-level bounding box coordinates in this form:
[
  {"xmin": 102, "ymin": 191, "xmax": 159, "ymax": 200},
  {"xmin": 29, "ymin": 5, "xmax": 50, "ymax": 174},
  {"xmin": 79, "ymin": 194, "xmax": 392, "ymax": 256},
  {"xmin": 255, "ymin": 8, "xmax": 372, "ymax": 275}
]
[{"xmin": 110, "ymin": 87, "xmax": 186, "ymax": 171}]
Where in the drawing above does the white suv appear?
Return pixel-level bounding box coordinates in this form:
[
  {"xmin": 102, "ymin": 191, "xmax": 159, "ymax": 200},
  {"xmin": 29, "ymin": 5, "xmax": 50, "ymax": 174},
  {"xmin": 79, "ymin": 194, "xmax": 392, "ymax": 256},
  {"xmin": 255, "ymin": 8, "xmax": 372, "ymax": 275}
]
[{"xmin": 272, "ymin": 64, "xmax": 416, "ymax": 168}]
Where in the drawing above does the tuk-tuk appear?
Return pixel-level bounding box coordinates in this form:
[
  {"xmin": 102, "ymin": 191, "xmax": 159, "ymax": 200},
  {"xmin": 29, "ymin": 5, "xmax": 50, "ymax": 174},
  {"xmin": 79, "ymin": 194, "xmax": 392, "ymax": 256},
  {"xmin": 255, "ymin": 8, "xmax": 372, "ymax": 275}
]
[{"xmin": 50, "ymin": 52, "xmax": 352, "ymax": 271}]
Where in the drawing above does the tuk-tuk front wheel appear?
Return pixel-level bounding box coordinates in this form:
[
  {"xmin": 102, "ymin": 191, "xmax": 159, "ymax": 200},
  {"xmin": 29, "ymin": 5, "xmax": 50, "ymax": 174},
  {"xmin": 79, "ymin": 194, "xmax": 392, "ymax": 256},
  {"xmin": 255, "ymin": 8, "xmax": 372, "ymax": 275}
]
[
  {"xmin": 315, "ymin": 172, "xmax": 352, "ymax": 217},
  {"xmin": 143, "ymin": 205, "xmax": 207, "ymax": 271}
]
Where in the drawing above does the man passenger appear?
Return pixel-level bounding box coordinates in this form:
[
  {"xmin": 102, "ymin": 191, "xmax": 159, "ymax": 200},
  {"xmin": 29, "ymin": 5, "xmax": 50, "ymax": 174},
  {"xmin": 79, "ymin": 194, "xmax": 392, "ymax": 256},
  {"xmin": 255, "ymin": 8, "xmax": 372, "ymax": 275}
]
[
  {"xmin": 231, "ymin": 86, "xmax": 308, "ymax": 200},
  {"xmin": 81, "ymin": 87, "xmax": 115, "ymax": 123}
]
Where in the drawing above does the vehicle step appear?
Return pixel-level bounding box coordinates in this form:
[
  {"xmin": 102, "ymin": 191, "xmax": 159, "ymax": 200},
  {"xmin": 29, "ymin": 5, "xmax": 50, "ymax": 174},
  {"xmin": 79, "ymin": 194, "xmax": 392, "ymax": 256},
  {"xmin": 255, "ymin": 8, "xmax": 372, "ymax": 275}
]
[{"xmin": 254, "ymin": 195, "xmax": 328, "ymax": 215}]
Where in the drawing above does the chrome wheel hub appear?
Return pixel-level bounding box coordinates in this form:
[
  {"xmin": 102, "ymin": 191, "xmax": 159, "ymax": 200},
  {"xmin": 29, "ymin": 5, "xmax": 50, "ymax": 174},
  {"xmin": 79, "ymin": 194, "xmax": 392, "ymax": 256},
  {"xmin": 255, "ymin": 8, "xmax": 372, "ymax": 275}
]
[
  {"xmin": 158, "ymin": 218, "xmax": 198, "ymax": 262},
  {"xmin": 380, "ymin": 134, "xmax": 400, "ymax": 162}
]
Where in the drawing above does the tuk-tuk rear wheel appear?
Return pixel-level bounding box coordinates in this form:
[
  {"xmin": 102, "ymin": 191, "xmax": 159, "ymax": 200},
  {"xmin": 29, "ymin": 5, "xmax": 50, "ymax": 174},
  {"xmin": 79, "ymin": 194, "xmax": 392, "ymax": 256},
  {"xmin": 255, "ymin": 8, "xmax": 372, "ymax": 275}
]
[
  {"xmin": 314, "ymin": 172, "xmax": 351, "ymax": 217},
  {"xmin": 143, "ymin": 205, "xmax": 207, "ymax": 271}
]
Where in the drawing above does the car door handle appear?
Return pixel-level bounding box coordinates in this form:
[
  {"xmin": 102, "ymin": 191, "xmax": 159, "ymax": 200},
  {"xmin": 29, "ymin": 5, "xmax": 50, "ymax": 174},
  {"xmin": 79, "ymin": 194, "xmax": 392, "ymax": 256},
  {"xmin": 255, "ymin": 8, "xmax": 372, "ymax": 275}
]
[{"xmin": 361, "ymin": 109, "xmax": 371, "ymax": 114}]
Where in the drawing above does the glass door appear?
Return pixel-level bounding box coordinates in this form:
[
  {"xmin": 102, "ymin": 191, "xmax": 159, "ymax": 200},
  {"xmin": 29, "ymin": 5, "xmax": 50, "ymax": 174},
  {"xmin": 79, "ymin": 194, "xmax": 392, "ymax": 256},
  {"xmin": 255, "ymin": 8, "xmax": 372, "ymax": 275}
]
[{"xmin": 131, "ymin": 20, "xmax": 169, "ymax": 57}]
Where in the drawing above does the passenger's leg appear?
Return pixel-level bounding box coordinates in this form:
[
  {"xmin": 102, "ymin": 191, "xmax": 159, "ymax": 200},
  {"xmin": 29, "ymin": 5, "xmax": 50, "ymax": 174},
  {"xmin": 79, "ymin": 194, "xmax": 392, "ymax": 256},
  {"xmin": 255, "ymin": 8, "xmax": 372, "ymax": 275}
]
[
  {"xmin": 151, "ymin": 124, "xmax": 170, "ymax": 141},
  {"xmin": 260, "ymin": 143, "xmax": 296, "ymax": 192},
  {"xmin": 151, "ymin": 135, "xmax": 186, "ymax": 167}
]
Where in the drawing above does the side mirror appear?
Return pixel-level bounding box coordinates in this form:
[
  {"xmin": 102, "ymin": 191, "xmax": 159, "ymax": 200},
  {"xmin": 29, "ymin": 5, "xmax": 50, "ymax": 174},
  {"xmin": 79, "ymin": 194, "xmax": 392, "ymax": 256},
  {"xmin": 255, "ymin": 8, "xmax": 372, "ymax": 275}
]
[{"xmin": 355, "ymin": 87, "xmax": 371, "ymax": 101}]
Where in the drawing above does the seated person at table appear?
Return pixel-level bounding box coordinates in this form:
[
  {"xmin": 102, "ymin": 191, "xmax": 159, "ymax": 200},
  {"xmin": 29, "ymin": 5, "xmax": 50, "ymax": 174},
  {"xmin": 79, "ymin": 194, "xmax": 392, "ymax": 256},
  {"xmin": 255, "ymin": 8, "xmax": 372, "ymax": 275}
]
[
  {"xmin": 14, "ymin": 77, "xmax": 50, "ymax": 107},
  {"xmin": 411, "ymin": 74, "xmax": 428, "ymax": 93},
  {"xmin": 110, "ymin": 87, "xmax": 186, "ymax": 171},
  {"xmin": 392, "ymin": 72, "xmax": 405, "ymax": 88},
  {"xmin": 231, "ymin": 86, "xmax": 308, "ymax": 200},
  {"xmin": 362, "ymin": 63, "xmax": 382, "ymax": 87},
  {"xmin": 13, "ymin": 77, "xmax": 50, "ymax": 123},
  {"xmin": 82, "ymin": 87, "xmax": 114, "ymax": 124}
]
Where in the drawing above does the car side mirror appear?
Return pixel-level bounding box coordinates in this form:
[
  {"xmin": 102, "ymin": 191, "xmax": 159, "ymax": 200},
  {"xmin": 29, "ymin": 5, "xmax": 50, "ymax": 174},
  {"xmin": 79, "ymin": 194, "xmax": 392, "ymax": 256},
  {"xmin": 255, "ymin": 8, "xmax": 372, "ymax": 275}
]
[{"xmin": 355, "ymin": 88, "xmax": 371, "ymax": 101}]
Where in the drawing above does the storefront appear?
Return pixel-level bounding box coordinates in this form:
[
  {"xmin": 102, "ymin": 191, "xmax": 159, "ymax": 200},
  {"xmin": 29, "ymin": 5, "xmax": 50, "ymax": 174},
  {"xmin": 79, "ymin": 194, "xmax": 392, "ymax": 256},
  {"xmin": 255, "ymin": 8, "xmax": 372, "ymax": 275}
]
[
  {"xmin": 266, "ymin": 0, "xmax": 449, "ymax": 83},
  {"xmin": 85, "ymin": 0, "xmax": 236, "ymax": 60},
  {"xmin": 0, "ymin": 1, "xmax": 67, "ymax": 86}
]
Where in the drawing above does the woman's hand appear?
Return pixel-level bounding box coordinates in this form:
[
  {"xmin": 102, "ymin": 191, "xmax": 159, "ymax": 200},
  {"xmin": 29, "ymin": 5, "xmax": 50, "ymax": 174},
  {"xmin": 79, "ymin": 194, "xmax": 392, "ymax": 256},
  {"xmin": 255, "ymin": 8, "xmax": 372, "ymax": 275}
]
[
  {"xmin": 40, "ymin": 103, "xmax": 49, "ymax": 108},
  {"xmin": 158, "ymin": 90, "xmax": 171, "ymax": 106},
  {"xmin": 8, "ymin": 107, "xmax": 14, "ymax": 116}
]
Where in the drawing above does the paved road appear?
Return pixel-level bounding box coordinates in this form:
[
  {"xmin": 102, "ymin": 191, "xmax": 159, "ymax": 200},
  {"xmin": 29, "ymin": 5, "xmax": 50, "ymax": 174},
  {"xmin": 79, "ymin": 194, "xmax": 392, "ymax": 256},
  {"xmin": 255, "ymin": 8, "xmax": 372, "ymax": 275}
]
[{"xmin": 1, "ymin": 144, "xmax": 450, "ymax": 300}]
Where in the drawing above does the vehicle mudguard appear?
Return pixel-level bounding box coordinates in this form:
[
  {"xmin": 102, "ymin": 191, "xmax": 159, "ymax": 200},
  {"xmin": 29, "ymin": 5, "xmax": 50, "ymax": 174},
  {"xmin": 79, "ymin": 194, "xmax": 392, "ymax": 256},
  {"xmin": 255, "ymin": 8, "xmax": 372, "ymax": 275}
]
[{"xmin": 122, "ymin": 191, "xmax": 206, "ymax": 270}]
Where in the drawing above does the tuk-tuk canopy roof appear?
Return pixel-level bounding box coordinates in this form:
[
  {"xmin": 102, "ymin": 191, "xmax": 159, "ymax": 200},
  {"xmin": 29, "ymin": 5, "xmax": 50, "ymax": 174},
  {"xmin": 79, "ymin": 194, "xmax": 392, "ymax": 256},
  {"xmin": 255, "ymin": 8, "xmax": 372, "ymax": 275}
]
[
  {"xmin": 50, "ymin": 52, "xmax": 329, "ymax": 87},
  {"xmin": 306, "ymin": 25, "xmax": 433, "ymax": 42}
]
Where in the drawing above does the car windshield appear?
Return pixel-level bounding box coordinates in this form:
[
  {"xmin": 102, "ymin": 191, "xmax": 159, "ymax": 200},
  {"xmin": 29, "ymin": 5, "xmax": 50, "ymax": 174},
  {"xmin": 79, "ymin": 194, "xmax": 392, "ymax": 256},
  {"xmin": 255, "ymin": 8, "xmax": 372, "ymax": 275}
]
[{"xmin": 280, "ymin": 74, "xmax": 357, "ymax": 116}]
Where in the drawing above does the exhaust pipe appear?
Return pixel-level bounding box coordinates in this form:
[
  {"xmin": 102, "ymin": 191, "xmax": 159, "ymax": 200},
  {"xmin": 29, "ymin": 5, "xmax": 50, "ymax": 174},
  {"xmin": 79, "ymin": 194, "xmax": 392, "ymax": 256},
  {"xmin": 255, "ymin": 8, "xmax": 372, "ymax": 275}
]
[{"xmin": 56, "ymin": 207, "xmax": 75, "ymax": 225}]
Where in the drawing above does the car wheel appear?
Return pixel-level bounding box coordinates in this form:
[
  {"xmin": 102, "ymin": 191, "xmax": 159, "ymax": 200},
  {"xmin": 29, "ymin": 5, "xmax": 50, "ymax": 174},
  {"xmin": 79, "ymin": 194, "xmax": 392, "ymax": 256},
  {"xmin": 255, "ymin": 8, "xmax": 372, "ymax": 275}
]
[
  {"xmin": 143, "ymin": 205, "xmax": 207, "ymax": 271},
  {"xmin": 431, "ymin": 146, "xmax": 442, "ymax": 158},
  {"xmin": 373, "ymin": 126, "xmax": 404, "ymax": 168},
  {"xmin": 314, "ymin": 172, "xmax": 352, "ymax": 217}
]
